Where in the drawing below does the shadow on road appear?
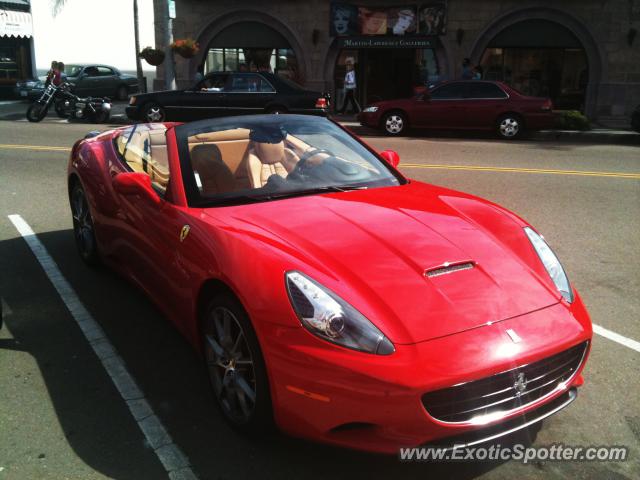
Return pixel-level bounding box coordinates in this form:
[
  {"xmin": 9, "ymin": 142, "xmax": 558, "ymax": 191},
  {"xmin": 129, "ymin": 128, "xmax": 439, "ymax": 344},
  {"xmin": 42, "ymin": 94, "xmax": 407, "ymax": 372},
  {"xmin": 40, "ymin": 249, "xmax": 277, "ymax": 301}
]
[{"xmin": 1, "ymin": 229, "xmax": 544, "ymax": 479}]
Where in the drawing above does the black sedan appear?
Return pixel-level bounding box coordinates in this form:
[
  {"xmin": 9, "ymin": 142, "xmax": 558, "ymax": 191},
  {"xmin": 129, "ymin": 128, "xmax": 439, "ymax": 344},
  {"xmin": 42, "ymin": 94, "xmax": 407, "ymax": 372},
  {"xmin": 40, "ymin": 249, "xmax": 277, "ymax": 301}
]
[{"xmin": 126, "ymin": 72, "xmax": 329, "ymax": 122}]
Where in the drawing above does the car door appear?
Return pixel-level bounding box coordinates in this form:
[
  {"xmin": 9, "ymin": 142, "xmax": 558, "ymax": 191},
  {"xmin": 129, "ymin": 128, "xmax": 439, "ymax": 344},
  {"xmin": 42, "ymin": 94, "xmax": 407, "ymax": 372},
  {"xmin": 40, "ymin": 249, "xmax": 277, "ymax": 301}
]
[
  {"xmin": 96, "ymin": 66, "xmax": 118, "ymax": 97},
  {"xmin": 110, "ymin": 125, "xmax": 193, "ymax": 324},
  {"xmin": 464, "ymin": 82, "xmax": 510, "ymax": 130},
  {"xmin": 224, "ymin": 73, "xmax": 276, "ymax": 115},
  {"xmin": 173, "ymin": 73, "xmax": 229, "ymax": 120},
  {"xmin": 412, "ymin": 82, "xmax": 469, "ymax": 129},
  {"xmin": 76, "ymin": 66, "xmax": 102, "ymax": 96}
]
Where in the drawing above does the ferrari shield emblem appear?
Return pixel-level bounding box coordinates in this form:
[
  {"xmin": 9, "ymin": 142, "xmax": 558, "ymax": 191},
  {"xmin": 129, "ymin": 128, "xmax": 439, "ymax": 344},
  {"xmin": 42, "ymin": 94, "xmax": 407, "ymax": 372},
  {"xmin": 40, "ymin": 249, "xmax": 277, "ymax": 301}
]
[{"xmin": 179, "ymin": 225, "xmax": 190, "ymax": 242}]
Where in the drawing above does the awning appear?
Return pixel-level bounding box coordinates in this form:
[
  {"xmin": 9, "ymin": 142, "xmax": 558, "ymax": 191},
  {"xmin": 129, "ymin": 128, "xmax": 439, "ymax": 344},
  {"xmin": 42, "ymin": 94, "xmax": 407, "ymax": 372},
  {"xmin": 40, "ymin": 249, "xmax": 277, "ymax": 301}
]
[{"xmin": 0, "ymin": 9, "xmax": 33, "ymax": 38}]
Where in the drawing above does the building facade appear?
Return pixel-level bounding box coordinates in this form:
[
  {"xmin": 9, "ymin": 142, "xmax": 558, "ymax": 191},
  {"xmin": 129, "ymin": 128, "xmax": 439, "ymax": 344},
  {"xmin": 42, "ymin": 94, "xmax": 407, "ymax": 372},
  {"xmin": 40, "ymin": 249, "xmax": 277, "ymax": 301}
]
[
  {"xmin": 0, "ymin": 0, "xmax": 35, "ymax": 98},
  {"xmin": 158, "ymin": 0, "xmax": 640, "ymax": 126}
]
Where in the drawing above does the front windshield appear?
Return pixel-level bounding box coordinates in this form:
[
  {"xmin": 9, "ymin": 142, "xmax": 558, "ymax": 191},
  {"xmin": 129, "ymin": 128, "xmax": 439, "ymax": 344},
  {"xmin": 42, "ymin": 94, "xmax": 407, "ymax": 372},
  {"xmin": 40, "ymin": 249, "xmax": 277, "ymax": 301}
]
[{"xmin": 177, "ymin": 115, "xmax": 403, "ymax": 207}]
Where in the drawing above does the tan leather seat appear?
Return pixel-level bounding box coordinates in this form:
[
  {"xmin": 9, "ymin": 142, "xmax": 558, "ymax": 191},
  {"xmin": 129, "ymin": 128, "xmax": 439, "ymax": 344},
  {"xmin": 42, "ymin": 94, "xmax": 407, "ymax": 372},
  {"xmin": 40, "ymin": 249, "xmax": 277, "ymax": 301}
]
[
  {"xmin": 148, "ymin": 130, "xmax": 170, "ymax": 190},
  {"xmin": 188, "ymin": 129, "xmax": 251, "ymax": 189},
  {"xmin": 245, "ymin": 142, "xmax": 299, "ymax": 188},
  {"xmin": 190, "ymin": 144, "xmax": 236, "ymax": 195}
]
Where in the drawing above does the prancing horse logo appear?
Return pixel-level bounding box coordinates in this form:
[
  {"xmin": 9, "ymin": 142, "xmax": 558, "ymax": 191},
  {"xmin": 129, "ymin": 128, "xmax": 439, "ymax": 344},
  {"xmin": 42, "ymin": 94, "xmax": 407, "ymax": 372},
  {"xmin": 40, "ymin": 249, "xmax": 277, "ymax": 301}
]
[
  {"xmin": 513, "ymin": 372, "xmax": 528, "ymax": 396},
  {"xmin": 179, "ymin": 225, "xmax": 190, "ymax": 242}
]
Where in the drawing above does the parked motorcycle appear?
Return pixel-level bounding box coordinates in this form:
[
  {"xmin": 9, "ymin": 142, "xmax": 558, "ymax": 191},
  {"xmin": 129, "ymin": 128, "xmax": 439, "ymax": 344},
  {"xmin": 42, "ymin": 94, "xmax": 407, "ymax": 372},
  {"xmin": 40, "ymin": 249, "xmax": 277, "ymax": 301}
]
[
  {"xmin": 26, "ymin": 82, "xmax": 111, "ymax": 123},
  {"xmin": 26, "ymin": 82, "xmax": 71, "ymax": 122}
]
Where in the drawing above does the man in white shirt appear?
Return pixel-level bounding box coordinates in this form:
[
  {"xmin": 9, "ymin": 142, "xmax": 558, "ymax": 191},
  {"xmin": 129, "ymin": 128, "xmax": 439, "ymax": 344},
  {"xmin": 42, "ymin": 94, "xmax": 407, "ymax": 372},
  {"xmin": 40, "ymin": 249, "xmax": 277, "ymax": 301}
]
[{"xmin": 338, "ymin": 63, "xmax": 360, "ymax": 114}]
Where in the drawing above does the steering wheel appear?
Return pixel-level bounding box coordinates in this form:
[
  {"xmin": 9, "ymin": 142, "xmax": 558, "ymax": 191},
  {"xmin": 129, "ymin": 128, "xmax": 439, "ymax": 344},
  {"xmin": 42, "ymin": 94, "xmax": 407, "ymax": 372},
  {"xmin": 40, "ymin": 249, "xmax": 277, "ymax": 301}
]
[{"xmin": 291, "ymin": 148, "xmax": 334, "ymax": 179}]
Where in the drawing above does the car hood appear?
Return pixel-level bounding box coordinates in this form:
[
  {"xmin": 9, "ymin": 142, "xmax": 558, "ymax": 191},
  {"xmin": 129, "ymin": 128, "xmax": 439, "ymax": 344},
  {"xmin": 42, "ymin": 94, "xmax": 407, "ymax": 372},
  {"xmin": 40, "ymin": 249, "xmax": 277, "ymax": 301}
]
[{"xmin": 207, "ymin": 182, "xmax": 560, "ymax": 344}]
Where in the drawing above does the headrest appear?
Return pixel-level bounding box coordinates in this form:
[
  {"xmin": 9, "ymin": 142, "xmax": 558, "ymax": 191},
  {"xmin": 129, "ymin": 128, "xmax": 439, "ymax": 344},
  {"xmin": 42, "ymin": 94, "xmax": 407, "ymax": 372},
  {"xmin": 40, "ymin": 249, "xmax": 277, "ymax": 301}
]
[{"xmin": 249, "ymin": 125, "xmax": 287, "ymax": 144}]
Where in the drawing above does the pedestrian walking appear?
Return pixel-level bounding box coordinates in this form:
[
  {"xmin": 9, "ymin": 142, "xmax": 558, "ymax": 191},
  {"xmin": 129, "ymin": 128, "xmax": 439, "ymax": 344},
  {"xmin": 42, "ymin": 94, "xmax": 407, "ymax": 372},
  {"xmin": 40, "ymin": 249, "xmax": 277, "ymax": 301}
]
[{"xmin": 338, "ymin": 62, "xmax": 360, "ymax": 114}]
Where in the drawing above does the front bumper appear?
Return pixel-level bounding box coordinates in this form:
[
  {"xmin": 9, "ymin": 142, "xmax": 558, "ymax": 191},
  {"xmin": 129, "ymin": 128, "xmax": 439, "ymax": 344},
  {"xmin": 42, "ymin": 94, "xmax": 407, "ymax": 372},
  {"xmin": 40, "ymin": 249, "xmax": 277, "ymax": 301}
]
[
  {"xmin": 261, "ymin": 294, "xmax": 591, "ymax": 453},
  {"xmin": 358, "ymin": 110, "xmax": 382, "ymax": 127}
]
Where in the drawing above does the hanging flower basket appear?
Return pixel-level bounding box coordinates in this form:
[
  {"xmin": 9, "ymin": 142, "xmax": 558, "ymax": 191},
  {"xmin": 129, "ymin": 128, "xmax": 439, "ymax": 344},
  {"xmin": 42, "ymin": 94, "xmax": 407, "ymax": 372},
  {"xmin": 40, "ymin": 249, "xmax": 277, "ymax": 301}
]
[
  {"xmin": 171, "ymin": 39, "xmax": 199, "ymax": 59},
  {"xmin": 139, "ymin": 47, "xmax": 165, "ymax": 66}
]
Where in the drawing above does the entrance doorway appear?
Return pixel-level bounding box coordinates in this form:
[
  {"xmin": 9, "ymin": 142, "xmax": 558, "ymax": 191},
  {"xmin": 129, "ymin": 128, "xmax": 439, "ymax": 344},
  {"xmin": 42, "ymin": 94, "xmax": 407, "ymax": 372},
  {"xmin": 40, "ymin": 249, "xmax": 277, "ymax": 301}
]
[
  {"xmin": 362, "ymin": 49, "xmax": 416, "ymax": 103},
  {"xmin": 333, "ymin": 46, "xmax": 439, "ymax": 111}
]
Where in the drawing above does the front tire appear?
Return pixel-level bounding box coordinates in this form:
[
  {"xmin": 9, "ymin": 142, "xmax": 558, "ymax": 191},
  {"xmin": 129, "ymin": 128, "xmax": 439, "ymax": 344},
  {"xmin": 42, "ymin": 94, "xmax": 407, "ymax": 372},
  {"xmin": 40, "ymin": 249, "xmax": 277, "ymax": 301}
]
[
  {"xmin": 70, "ymin": 182, "xmax": 100, "ymax": 266},
  {"xmin": 142, "ymin": 103, "xmax": 165, "ymax": 122},
  {"xmin": 497, "ymin": 114, "xmax": 523, "ymax": 139},
  {"xmin": 26, "ymin": 103, "xmax": 47, "ymax": 122},
  {"xmin": 201, "ymin": 292, "xmax": 272, "ymax": 432},
  {"xmin": 382, "ymin": 111, "xmax": 407, "ymax": 136}
]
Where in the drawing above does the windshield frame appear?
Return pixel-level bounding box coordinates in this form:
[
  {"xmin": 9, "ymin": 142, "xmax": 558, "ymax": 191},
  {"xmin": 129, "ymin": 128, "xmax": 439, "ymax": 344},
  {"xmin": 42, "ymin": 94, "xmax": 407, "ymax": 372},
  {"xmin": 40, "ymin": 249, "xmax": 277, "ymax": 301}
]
[{"xmin": 174, "ymin": 115, "xmax": 407, "ymax": 208}]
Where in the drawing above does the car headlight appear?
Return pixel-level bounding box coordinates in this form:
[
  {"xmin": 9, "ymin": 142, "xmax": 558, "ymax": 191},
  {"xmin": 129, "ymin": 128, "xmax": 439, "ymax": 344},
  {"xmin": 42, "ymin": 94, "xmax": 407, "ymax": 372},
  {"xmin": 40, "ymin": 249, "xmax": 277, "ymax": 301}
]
[
  {"xmin": 524, "ymin": 227, "xmax": 573, "ymax": 303},
  {"xmin": 286, "ymin": 271, "xmax": 395, "ymax": 355},
  {"xmin": 362, "ymin": 106, "xmax": 378, "ymax": 113}
]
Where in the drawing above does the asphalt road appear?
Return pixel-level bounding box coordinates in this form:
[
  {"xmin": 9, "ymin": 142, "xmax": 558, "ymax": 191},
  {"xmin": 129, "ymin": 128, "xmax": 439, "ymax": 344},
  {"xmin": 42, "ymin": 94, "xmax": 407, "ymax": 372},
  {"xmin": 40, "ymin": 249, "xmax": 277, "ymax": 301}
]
[{"xmin": 0, "ymin": 117, "xmax": 638, "ymax": 480}]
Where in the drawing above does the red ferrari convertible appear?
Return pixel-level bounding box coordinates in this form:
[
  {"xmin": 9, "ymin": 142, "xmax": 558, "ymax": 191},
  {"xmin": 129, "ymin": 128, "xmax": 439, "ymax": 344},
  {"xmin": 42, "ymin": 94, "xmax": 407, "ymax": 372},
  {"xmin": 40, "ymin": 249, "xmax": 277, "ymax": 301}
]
[{"xmin": 67, "ymin": 115, "xmax": 592, "ymax": 453}]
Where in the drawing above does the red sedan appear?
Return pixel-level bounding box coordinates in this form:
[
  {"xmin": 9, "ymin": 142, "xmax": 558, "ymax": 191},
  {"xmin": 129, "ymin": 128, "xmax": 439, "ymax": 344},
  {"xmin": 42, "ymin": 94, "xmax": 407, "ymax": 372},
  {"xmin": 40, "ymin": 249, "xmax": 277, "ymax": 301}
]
[
  {"xmin": 68, "ymin": 115, "xmax": 591, "ymax": 453},
  {"xmin": 358, "ymin": 80, "xmax": 554, "ymax": 138}
]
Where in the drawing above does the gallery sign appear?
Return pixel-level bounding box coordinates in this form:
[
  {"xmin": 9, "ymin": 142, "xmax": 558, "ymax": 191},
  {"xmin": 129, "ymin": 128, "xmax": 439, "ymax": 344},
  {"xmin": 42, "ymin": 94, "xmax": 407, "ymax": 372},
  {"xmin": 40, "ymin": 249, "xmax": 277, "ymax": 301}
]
[
  {"xmin": 337, "ymin": 36, "xmax": 434, "ymax": 48},
  {"xmin": 330, "ymin": 2, "xmax": 447, "ymax": 37}
]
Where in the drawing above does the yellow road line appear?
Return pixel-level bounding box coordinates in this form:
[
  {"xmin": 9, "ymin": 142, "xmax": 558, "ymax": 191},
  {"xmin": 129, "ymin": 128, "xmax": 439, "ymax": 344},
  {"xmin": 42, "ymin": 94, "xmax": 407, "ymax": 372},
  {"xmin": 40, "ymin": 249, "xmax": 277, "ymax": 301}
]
[
  {"xmin": 400, "ymin": 163, "xmax": 640, "ymax": 179},
  {"xmin": 0, "ymin": 144, "xmax": 71, "ymax": 152}
]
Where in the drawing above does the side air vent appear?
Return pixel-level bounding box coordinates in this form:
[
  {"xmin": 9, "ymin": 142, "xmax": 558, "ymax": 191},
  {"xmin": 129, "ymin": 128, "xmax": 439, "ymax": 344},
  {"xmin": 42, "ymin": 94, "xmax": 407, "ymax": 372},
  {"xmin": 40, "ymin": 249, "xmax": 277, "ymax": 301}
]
[{"xmin": 425, "ymin": 262, "xmax": 475, "ymax": 278}]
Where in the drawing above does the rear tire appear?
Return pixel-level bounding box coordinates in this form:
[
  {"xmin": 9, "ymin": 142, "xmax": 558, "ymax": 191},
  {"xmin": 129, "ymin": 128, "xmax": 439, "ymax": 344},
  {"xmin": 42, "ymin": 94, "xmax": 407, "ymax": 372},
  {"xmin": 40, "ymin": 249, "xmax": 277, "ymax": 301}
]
[
  {"xmin": 93, "ymin": 109, "xmax": 110, "ymax": 124},
  {"xmin": 496, "ymin": 113, "xmax": 523, "ymax": 139},
  {"xmin": 201, "ymin": 292, "xmax": 272, "ymax": 433},
  {"xmin": 26, "ymin": 103, "xmax": 47, "ymax": 122},
  {"xmin": 382, "ymin": 111, "xmax": 407, "ymax": 136}
]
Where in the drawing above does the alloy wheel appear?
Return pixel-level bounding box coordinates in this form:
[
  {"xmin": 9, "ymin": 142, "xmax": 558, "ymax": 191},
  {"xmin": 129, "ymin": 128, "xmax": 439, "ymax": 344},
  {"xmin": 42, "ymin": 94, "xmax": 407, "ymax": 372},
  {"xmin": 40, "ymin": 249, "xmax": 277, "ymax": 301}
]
[
  {"xmin": 499, "ymin": 117, "xmax": 520, "ymax": 138},
  {"xmin": 385, "ymin": 114, "xmax": 404, "ymax": 134},
  {"xmin": 145, "ymin": 106, "xmax": 164, "ymax": 122},
  {"xmin": 204, "ymin": 306, "xmax": 257, "ymax": 424},
  {"xmin": 71, "ymin": 186, "xmax": 96, "ymax": 262}
]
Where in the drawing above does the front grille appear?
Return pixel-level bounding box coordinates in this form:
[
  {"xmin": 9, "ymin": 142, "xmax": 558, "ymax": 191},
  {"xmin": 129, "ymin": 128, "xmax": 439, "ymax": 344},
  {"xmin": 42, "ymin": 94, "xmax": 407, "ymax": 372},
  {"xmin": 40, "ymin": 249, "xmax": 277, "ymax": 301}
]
[{"xmin": 422, "ymin": 342, "xmax": 588, "ymax": 423}]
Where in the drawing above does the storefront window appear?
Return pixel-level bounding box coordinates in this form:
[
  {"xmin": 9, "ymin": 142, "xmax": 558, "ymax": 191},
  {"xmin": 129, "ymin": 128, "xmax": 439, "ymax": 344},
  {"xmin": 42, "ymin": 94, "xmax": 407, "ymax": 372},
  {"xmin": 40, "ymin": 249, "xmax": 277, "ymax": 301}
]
[
  {"xmin": 480, "ymin": 47, "xmax": 587, "ymax": 110},
  {"xmin": 0, "ymin": 38, "xmax": 29, "ymax": 85},
  {"xmin": 204, "ymin": 47, "xmax": 298, "ymax": 80}
]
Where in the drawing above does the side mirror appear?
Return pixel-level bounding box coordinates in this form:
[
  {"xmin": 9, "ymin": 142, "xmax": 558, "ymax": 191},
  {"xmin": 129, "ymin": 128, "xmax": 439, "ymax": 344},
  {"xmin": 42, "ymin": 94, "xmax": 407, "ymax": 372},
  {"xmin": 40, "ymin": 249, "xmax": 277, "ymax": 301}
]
[
  {"xmin": 379, "ymin": 150, "xmax": 400, "ymax": 168},
  {"xmin": 113, "ymin": 172, "xmax": 161, "ymax": 205}
]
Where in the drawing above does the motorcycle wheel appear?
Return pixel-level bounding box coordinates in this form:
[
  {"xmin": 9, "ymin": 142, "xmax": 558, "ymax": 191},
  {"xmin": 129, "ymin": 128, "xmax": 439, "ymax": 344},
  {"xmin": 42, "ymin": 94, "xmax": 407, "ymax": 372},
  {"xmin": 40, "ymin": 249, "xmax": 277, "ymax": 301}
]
[
  {"xmin": 93, "ymin": 109, "xmax": 110, "ymax": 124},
  {"xmin": 54, "ymin": 100, "xmax": 69, "ymax": 118},
  {"xmin": 26, "ymin": 103, "xmax": 48, "ymax": 123}
]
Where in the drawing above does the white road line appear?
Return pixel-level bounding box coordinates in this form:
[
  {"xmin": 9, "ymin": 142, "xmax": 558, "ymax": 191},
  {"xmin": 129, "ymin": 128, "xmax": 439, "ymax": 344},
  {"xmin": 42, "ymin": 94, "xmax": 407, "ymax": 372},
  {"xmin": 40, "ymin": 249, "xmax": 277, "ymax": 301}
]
[
  {"xmin": 593, "ymin": 324, "xmax": 640, "ymax": 353},
  {"xmin": 7, "ymin": 214, "xmax": 198, "ymax": 480}
]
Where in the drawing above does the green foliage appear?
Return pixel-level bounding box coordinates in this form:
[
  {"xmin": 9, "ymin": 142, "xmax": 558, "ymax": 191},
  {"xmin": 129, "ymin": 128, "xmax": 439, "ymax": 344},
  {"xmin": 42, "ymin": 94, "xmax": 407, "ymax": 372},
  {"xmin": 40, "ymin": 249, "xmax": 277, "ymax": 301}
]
[{"xmin": 555, "ymin": 110, "xmax": 591, "ymax": 131}]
